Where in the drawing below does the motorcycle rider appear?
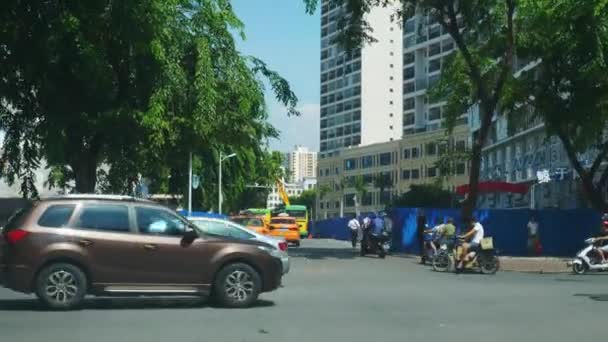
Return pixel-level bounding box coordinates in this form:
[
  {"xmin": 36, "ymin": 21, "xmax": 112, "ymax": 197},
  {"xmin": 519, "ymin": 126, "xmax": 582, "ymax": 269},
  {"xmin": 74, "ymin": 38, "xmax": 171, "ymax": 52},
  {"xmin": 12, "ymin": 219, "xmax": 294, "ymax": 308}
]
[
  {"xmin": 426, "ymin": 217, "xmax": 456, "ymax": 255},
  {"xmin": 457, "ymin": 217, "xmax": 485, "ymax": 269},
  {"xmin": 593, "ymin": 213, "xmax": 608, "ymax": 263}
]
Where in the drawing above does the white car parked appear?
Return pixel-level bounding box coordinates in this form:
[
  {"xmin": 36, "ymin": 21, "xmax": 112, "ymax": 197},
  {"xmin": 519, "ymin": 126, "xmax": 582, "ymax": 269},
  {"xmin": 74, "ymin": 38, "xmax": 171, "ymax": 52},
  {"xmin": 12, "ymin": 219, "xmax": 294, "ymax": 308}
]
[{"xmin": 187, "ymin": 217, "xmax": 290, "ymax": 274}]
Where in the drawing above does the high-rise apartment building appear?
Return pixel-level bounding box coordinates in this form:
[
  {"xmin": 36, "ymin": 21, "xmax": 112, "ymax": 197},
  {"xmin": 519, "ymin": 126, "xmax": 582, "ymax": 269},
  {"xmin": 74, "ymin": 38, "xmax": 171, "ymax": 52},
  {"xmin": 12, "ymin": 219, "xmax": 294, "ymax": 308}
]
[
  {"xmin": 285, "ymin": 146, "xmax": 317, "ymax": 183},
  {"xmin": 402, "ymin": 12, "xmax": 466, "ymax": 135},
  {"xmin": 319, "ymin": 0, "xmax": 403, "ymax": 159}
]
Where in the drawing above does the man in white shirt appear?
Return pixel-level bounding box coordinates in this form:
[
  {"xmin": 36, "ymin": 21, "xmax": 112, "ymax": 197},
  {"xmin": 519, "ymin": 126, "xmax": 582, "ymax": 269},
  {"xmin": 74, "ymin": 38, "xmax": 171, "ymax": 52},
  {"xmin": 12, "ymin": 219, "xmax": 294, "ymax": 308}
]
[
  {"xmin": 348, "ymin": 216, "xmax": 361, "ymax": 248},
  {"xmin": 527, "ymin": 215, "xmax": 539, "ymax": 256},
  {"xmin": 457, "ymin": 217, "xmax": 484, "ymax": 269}
]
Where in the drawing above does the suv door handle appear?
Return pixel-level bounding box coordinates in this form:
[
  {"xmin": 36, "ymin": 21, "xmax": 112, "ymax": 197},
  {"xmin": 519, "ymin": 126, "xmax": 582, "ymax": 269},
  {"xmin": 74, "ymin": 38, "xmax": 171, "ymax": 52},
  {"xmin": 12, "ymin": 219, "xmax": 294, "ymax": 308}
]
[
  {"xmin": 143, "ymin": 244, "xmax": 158, "ymax": 251},
  {"xmin": 78, "ymin": 239, "xmax": 93, "ymax": 247}
]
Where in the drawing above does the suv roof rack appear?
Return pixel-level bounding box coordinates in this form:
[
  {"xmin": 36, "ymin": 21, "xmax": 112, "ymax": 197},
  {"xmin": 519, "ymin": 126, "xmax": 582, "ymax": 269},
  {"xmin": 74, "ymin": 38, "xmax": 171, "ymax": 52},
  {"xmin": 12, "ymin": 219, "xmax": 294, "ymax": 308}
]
[{"xmin": 43, "ymin": 194, "xmax": 154, "ymax": 203}]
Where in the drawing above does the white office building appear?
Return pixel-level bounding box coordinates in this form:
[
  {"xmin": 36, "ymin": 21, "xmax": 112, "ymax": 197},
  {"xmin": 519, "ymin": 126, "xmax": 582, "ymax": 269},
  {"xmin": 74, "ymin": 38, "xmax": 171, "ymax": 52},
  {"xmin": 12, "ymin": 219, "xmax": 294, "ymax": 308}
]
[
  {"xmin": 285, "ymin": 146, "xmax": 317, "ymax": 183},
  {"xmin": 319, "ymin": 0, "xmax": 403, "ymax": 159}
]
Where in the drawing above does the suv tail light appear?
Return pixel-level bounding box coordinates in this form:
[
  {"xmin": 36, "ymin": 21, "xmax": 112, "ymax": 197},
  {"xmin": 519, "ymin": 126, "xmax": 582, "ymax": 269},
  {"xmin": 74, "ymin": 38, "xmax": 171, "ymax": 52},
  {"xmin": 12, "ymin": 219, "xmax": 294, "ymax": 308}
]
[
  {"xmin": 6, "ymin": 229, "xmax": 29, "ymax": 245},
  {"xmin": 278, "ymin": 241, "xmax": 288, "ymax": 252}
]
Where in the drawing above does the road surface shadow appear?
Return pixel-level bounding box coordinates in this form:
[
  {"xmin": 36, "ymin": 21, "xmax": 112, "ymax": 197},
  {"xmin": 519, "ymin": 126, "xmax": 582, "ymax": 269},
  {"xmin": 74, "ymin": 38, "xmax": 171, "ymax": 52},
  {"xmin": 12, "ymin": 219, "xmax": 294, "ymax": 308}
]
[
  {"xmin": 288, "ymin": 247, "xmax": 358, "ymax": 260},
  {"xmin": 0, "ymin": 297, "xmax": 275, "ymax": 311},
  {"xmin": 574, "ymin": 293, "xmax": 608, "ymax": 301}
]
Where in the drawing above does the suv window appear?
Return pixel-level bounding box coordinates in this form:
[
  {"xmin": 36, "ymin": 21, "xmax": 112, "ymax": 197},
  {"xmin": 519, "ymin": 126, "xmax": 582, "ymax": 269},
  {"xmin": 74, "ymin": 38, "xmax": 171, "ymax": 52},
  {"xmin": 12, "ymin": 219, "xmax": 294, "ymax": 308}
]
[
  {"xmin": 3, "ymin": 203, "xmax": 33, "ymax": 232},
  {"xmin": 73, "ymin": 204, "xmax": 131, "ymax": 232},
  {"xmin": 38, "ymin": 205, "xmax": 75, "ymax": 228},
  {"xmin": 192, "ymin": 220, "xmax": 254, "ymax": 240},
  {"xmin": 136, "ymin": 207, "xmax": 186, "ymax": 236}
]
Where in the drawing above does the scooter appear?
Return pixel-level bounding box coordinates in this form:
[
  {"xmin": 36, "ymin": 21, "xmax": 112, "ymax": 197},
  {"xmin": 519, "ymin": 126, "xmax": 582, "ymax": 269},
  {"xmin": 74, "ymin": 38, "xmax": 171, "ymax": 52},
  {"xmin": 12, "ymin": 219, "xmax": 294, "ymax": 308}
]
[
  {"xmin": 448, "ymin": 238, "xmax": 499, "ymax": 274},
  {"xmin": 420, "ymin": 230, "xmax": 437, "ymax": 265},
  {"xmin": 432, "ymin": 237, "xmax": 457, "ymax": 272},
  {"xmin": 571, "ymin": 238, "xmax": 608, "ymax": 274},
  {"xmin": 360, "ymin": 230, "xmax": 388, "ymax": 258}
]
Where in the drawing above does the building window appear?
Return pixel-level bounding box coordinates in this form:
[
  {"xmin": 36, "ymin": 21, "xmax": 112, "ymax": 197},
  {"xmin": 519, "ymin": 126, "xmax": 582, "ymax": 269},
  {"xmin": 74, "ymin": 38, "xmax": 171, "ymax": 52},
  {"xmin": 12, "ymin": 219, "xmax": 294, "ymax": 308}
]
[
  {"xmin": 361, "ymin": 155, "xmax": 374, "ymax": 168},
  {"xmin": 403, "ymin": 149, "xmax": 410, "ymax": 159},
  {"xmin": 320, "ymin": 202, "xmax": 324, "ymax": 209},
  {"xmin": 404, "ymin": 113, "xmax": 415, "ymax": 126},
  {"xmin": 390, "ymin": 64, "xmax": 394, "ymax": 68},
  {"xmin": 389, "ymin": 101, "xmax": 394, "ymax": 105},
  {"xmin": 429, "ymin": 43, "xmax": 441, "ymax": 56},
  {"xmin": 335, "ymin": 201, "xmax": 340, "ymax": 209},
  {"xmin": 404, "ymin": 52, "xmax": 415, "ymax": 65},
  {"xmin": 390, "ymin": 51, "xmax": 394, "ymax": 56},
  {"xmin": 429, "ymin": 58, "xmax": 441, "ymax": 73},
  {"xmin": 389, "ymin": 76, "xmax": 394, "ymax": 81},
  {"xmin": 379, "ymin": 152, "xmax": 392, "ymax": 166},
  {"xmin": 404, "ymin": 98, "xmax": 415, "ymax": 111},
  {"xmin": 402, "ymin": 170, "xmax": 411, "ymax": 180},
  {"xmin": 427, "ymin": 167, "xmax": 437, "ymax": 178},
  {"xmin": 344, "ymin": 158, "xmax": 357, "ymax": 170},
  {"xmin": 389, "ymin": 113, "xmax": 394, "ymax": 117},
  {"xmin": 390, "ymin": 125, "xmax": 394, "ymax": 130},
  {"xmin": 404, "ymin": 66, "xmax": 415, "ymax": 80},
  {"xmin": 429, "ymin": 107, "xmax": 441, "ymax": 121},
  {"xmin": 411, "ymin": 147, "xmax": 419, "ymax": 158},
  {"xmin": 456, "ymin": 140, "xmax": 466, "ymax": 152},
  {"xmin": 411, "ymin": 169, "xmax": 420, "ymax": 179},
  {"xmin": 456, "ymin": 163, "xmax": 466, "ymax": 175},
  {"xmin": 426, "ymin": 142, "xmax": 437, "ymax": 156}
]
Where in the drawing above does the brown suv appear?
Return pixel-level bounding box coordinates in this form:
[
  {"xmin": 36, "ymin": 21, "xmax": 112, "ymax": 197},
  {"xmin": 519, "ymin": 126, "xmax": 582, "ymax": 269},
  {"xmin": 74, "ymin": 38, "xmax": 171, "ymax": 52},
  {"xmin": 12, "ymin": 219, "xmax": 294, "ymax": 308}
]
[{"xmin": 0, "ymin": 195, "xmax": 283, "ymax": 310}]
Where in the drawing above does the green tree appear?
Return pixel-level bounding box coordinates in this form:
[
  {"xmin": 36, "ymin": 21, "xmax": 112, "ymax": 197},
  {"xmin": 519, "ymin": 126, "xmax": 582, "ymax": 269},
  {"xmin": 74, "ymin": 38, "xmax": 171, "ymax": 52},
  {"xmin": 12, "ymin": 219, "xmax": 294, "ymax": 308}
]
[
  {"xmin": 304, "ymin": 0, "xmax": 517, "ymax": 218},
  {"xmin": 289, "ymin": 189, "xmax": 316, "ymax": 209},
  {"xmin": 0, "ymin": 0, "xmax": 298, "ymax": 199},
  {"xmin": 510, "ymin": 0, "xmax": 608, "ymax": 210},
  {"xmin": 390, "ymin": 184, "xmax": 456, "ymax": 209},
  {"xmin": 373, "ymin": 173, "xmax": 393, "ymax": 205},
  {"xmin": 317, "ymin": 184, "xmax": 332, "ymax": 219}
]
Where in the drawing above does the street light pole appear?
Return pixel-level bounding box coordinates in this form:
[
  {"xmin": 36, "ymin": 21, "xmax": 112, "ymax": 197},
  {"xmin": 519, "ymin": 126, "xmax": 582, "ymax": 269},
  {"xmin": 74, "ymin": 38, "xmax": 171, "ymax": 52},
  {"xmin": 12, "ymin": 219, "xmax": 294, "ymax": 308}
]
[{"xmin": 218, "ymin": 152, "xmax": 237, "ymax": 215}]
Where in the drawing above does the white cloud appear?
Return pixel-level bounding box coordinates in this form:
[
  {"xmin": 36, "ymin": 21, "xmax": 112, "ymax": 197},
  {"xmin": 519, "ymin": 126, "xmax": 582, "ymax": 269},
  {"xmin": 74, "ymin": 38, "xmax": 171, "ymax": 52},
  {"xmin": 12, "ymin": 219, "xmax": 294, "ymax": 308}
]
[{"xmin": 267, "ymin": 101, "xmax": 319, "ymax": 152}]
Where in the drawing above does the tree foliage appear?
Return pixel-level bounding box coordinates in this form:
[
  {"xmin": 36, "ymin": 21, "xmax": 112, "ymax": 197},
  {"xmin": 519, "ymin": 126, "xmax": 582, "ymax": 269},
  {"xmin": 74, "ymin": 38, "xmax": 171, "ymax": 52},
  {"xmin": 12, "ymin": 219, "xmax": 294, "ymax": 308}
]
[
  {"xmin": 510, "ymin": 0, "xmax": 608, "ymax": 210},
  {"xmin": 389, "ymin": 184, "xmax": 455, "ymax": 209},
  {"xmin": 0, "ymin": 0, "xmax": 298, "ymax": 203}
]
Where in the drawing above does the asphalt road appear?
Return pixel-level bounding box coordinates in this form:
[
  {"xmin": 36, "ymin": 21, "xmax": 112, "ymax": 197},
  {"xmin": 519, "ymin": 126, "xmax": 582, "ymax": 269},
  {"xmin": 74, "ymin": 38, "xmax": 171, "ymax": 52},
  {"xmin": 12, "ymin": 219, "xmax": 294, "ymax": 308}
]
[{"xmin": 0, "ymin": 239, "xmax": 606, "ymax": 342}]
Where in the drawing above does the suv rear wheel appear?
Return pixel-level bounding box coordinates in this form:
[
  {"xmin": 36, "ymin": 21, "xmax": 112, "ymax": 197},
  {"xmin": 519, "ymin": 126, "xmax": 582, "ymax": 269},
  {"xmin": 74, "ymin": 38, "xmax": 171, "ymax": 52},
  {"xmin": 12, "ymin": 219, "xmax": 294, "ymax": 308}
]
[
  {"xmin": 35, "ymin": 263, "xmax": 87, "ymax": 310},
  {"xmin": 213, "ymin": 263, "xmax": 261, "ymax": 308}
]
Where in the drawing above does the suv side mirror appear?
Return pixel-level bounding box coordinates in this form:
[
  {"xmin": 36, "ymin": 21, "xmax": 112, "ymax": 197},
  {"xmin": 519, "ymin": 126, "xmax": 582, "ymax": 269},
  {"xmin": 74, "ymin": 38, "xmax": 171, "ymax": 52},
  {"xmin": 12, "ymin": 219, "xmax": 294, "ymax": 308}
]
[{"xmin": 181, "ymin": 228, "xmax": 199, "ymax": 246}]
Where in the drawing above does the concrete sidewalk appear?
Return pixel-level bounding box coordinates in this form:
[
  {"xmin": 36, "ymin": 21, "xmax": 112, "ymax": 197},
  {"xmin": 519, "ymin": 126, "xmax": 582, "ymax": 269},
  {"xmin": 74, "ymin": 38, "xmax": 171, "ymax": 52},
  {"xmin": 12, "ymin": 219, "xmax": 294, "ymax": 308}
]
[{"xmin": 499, "ymin": 256, "xmax": 571, "ymax": 273}]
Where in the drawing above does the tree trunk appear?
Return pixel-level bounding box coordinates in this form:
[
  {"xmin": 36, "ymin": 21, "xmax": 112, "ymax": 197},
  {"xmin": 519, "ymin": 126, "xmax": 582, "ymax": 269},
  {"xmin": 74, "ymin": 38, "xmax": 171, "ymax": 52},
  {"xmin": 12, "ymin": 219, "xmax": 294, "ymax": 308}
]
[
  {"xmin": 579, "ymin": 172, "xmax": 607, "ymax": 211},
  {"xmin": 462, "ymin": 104, "xmax": 494, "ymax": 219},
  {"xmin": 72, "ymin": 156, "xmax": 98, "ymax": 194}
]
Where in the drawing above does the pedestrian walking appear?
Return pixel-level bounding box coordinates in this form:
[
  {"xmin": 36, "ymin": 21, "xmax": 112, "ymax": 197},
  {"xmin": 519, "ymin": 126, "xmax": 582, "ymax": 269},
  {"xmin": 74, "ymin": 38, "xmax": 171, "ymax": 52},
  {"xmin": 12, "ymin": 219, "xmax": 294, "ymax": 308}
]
[
  {"xmin": 348, "ymin": 216, "xmax": 361, "ymax": 248},
  {"xmin": 527, "ymin": 214, "xmax": 540, "ymax": 256}
]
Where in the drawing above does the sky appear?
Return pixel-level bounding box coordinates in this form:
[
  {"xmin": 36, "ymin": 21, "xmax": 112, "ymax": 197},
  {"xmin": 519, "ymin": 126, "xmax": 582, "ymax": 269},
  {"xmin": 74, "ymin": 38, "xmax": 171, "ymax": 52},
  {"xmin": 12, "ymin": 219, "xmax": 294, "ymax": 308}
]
[{"xmin": 231, "ymin": 0, "xmax": 320, "ymax": 152}]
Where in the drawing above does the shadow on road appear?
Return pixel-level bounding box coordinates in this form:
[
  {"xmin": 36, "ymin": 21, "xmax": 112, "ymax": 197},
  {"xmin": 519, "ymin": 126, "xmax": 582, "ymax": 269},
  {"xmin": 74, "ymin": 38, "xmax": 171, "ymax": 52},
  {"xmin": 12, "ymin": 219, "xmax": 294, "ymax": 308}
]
[
  {"xmin": 574, "ymin": 293, "xmax": 608, "ymax": 301},
  {"xmin": 0, "ymin": 297, "xmax": 275, "ymax": 311},
  {"xmin": 288, "ymin": 247, "xmax": 358, "ymax": 260}
]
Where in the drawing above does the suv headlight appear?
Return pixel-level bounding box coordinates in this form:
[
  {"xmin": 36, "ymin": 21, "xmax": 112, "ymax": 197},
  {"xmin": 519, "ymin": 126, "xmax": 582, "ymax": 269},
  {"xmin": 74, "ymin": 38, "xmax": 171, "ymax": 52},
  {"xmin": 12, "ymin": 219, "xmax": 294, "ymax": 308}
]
[{"xmin": 258, "ymin": 246, "xmax": 282, "ymax": 258}]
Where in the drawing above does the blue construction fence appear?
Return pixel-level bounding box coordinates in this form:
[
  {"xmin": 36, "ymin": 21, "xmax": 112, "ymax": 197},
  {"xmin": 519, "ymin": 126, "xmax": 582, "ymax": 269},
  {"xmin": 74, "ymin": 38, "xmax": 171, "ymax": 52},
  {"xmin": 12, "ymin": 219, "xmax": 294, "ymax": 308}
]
[{"xmin": 312, "ymin": 208, "xmax": 601, "ymax": 257}]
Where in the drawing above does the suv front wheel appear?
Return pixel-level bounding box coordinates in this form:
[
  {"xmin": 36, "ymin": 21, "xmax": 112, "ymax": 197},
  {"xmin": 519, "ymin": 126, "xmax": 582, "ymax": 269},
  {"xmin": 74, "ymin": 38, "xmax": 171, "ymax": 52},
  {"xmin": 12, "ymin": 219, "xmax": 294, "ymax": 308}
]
[
  {"xmin": 35, "ymin": 263, "xmax": 88, "ymax": 310},
  {"xmin": 213, "ymin": 263, "xmax": 262, "ymax": 308}
]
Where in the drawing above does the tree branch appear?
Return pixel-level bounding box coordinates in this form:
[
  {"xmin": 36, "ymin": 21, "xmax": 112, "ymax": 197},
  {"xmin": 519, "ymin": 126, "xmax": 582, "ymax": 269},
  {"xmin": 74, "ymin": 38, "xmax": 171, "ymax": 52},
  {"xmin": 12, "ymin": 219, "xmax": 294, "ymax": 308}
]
[
  {"xmin": 492, "ymin": 0, "xmax": 516, "ymax": 107},
  {"xmin": 590, "ymin": 141, "xmax": 608, "ymax": 176}
]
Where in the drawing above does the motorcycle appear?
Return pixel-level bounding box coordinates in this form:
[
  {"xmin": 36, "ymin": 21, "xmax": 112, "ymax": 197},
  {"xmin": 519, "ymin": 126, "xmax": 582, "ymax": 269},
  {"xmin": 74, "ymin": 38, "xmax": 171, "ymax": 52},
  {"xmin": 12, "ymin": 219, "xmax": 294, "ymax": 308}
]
[
  {"xmin": 360, "ymin": 230, "xmax": 388, "ymax": 258},
  {"xmin": 571, "ymin": 238, "xmax": 608, "ymax": 274},
  {"xmin": 447, "ymin": 237, "xmax": 499, "ymax": 274}
]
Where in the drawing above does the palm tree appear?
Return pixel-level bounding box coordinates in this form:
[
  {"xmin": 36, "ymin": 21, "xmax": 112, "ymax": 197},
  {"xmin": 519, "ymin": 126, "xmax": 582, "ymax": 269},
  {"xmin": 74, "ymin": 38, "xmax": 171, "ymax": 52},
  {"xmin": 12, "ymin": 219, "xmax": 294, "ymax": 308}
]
[
  {"xmin": 374, "ymin": 173, "xmax": 393, "ymax": 206},
  {"xmin": 317, "ymin": 184, "xmax": 331, "ymax": 219},
  {"xmin": 352, "ymin": 175, "xmax": 367, "ymax": 216}
]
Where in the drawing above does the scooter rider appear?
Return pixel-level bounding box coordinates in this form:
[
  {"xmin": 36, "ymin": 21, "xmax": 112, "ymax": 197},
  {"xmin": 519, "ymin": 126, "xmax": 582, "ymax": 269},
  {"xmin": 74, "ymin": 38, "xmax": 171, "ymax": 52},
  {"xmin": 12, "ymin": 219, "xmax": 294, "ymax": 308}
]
[
  {"xmin": 427, "ymin": 217, "xmax": 456, "ymax": 255},
  {"xmin": 457, "ymin": 217, "xmax": 484, "ymax": 269},
  {"xmin": 594, "ymin": 213, "xmax": 608, "ymax": 263}
]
